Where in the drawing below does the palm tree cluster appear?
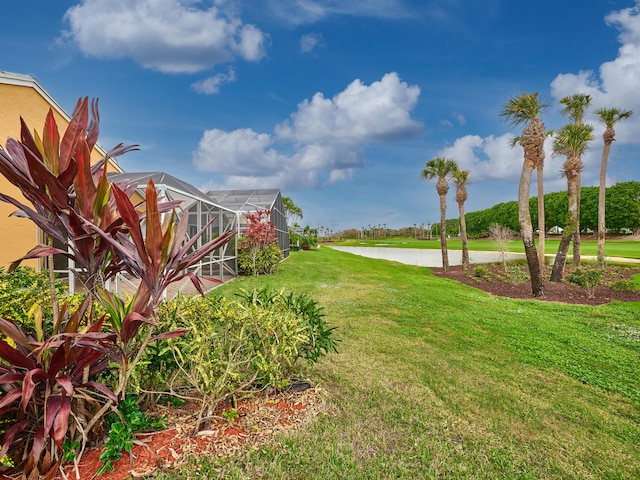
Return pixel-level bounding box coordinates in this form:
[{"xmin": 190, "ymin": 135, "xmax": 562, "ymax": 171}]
[
  {"xmin": 421, "ymin": 157, "xmax": 470, "ymax": 272},
  {"xmin": 422, "ymin": 91, "xmax": 632, "ymax": 298}
]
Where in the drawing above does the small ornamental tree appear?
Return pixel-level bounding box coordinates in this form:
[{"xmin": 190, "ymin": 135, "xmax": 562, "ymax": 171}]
[{"xmin": 238, "ymin": 210, "xmax": 283, "ymax": 276}]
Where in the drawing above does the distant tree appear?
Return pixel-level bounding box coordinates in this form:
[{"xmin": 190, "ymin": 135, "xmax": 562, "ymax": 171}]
[
  {"xmin": 595, "ymin": 107, "xmax": 633, "ymax": 265},
  {"xmin": 550, "ymin": 123, "xmax": 594, "ymax": 282},
  {"xmin": 559, "ymin": 94, "xmax": 592, "ymax": 266},
  {"xmin": 452, "ymin": 168, "xmax": 471, "ymax": 269},
  {"xmin": 282, "ymin": 196, "xmax": 303, "ymax": 226},
  {"xmin": 422, "ymin": 157, "xmax": 458, "ymax": 271},
  {"xmin": 500, "ymin": 92, "xmax": 547, "ymax": 297},
  {"xmin": 606, "ymin": 181, "xmax": 640, "ymax": 233}
]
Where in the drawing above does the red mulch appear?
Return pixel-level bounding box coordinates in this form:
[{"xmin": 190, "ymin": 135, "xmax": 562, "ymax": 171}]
[
  {"xmin": 431, "ymin": 263, "xmax": 640, "ymax": 305},
  {"xmin": 9, "ymin": 387, "xmax": 328, "ymax": 480}
]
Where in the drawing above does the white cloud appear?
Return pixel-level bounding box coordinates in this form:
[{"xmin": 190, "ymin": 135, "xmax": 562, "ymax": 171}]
[
  {"xmin": 191, "ymin": 67, "xmax": 236, "ymax": 95},
  {"xmin": 193, "ymin": 128, "xmax": 284, "ymax": 175},
  {"xmin": 63, "ymin": 0, "xmax": 266, "ymax": 73},
  {"xmin": 275, "ymin": 72, "xmax": 423, "ymax": 143},
  {"xmin": 453, "ymin": 112, "xmax": 466, "ymax": 126},
  {"xmin": 300, "ymin": 33, "xmax": 325, "ymax": 53},
  {"xmin": 260, "ymin": 0, "xmax": 413, "ymax": 25},
  {"xmin": 193, "ymin": 72, "xmax": 422, "ymax": 190},
  {"xmin": 550, "ymin": 1, "xmax": 640, "ymax": 144},
  {"xmin": 440, "ymin": 119, "xmax": 453, "ymax": 127},
  {"xmin": 437, "ymin": 134, "xmax": 521, "ymax": 181}
]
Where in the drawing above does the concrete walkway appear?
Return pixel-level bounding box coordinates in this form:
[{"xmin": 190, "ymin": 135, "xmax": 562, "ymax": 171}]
[
  {"xmin": 328, "ymin": 246, "xmax": 525, "ymax": 267},
  {"xmin": 328, "ymin": 246, "xmax": 640, "ymax": 268}
]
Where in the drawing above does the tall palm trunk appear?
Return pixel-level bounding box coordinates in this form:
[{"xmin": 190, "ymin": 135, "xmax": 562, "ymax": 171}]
[
  {"xmin": 551, "ymin": 163, "xmax": 580, "ymax": 282},
  {"xmin": 573, "ymin": 171, "xmax": 582, "ymax": 267},
  {"xmin": 597, "ymin": 129, "xmax": 614, "ymax": 265},
  {"xmin": 518, "ymin": 158, "xmax": 544, "ymax": 296},
  {"xmin": 458, "ymin": 200, "xmax": 469, "ymax": 268},
  {"xmin": 437, "ymin": 183, "xmax": 449, "ymax": 271},
  {"xmin": 536, "ymin": 161, "xmax": 545, "ymax": 267}
]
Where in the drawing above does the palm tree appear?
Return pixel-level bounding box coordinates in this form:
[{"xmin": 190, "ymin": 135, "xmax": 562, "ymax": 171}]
[
  {"xmin": 550, "ymin": 123, "xmax": 594, "ymax": 282},
  {"xmin": 282, "ymin": 196, "xmax": 303, "ymax": 227},
  {"xmin": 452, "ymin": 168, "xmax": 471, "ymax": 269},
  {"xmin": 511, "ymin": 130, "xmax": 553, "ymax": 267},
  {"xmin": 559, "ymin": 94, "xmax": 592, "ymax": 266},
  {"xmin": 500, "ymin": 92, "xmax": 547, "ymax": 297},
  {"xmin": 595, "ymin": 107, "xmax": 633, "ymax": 266},
  {"xmin": 422, "ymin": 157, "xmax": 458, "ymax": 271}
]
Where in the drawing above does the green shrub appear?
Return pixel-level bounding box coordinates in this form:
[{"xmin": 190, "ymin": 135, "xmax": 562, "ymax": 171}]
[
  {"xmin": 473, "ymin": 264, "xmax": 491, "ymax": 280},
  {"xmin": 0, "ymin": 266, "xmax": 66, "ymax": 330},
  {"xmin": 99, "ymin": 395, "xmax": 166, "ymax": 475},
  {"xmin": 566, "ymin": 266, "xmax": 605, "ymax": 298},
  {"xmin": 607, "ymin": 279, "xmax": 637, "ymax": 293},
  {"xmin": 155, "ymin": 289, "xmax": 337, "ymax": 432},
  {"xmin": 238, "ymin": 242, "xmax": 283, "ymax": 276}
]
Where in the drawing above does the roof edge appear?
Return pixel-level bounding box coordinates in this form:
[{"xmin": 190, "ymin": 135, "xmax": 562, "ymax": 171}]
[{"xmin": 0, "ymin": 71, "xmax": 120, "ymax": 172}]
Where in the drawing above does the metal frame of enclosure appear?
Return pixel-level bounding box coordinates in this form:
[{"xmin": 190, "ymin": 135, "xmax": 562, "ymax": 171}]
[
  {"xmin": 91, "ymin": 172, "xmax": 240, "ymax": 297},
  {"xmin": 206, "ymin": 189, "xmax": 289, "ymax": 258}
]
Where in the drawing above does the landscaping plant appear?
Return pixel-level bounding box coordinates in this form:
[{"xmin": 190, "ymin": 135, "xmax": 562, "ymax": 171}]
[
  {"xmin": 157, "ymin": 288, "xmax": 338, "ymax": 433},
  {"xmin": 238, "ymin": 210, "xmax": 283, "ymax": 276},
  {"xmin": 0, "ymin": 98, "xmax": 235, "ymax": 477}
]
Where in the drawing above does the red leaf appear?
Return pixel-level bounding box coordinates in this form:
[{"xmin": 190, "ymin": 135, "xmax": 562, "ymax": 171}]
[
  {"xmin": 0, "ymin": 339, "xmax": 35, "ymax": 369},
  {"xmin": 45, "ymin": 395, "xmax": 71, "ymax": 447},
  {"xmin": 42, "ymin": 109, "xmax": 61, "ymax": 174},
  {"xmin": 151, "ymin": 328, "xmax": 188, "ymax": 342},
  {"xmin": 0, "ymin": 419, "xmax": 29, "ymax": 459},
  {"xmin": 0, "ymin": 372, "xmax": 24, "ymax": 384},
  {"xmin": 22, "ymin": 368, "xmax": 47, "ymax": 412},
  {"xmin": 82, "ymin": 381, "xmax": 118, "ymax": 403},
  {"xmin": 144, "ymin": 179, "xmax": 163, "ymax": 274},
  {"xmin": 55, "ymin": 376, "xmax": 74, "ymax": 395},
  {"xmin": 121, "ymin": 311, "xmax": 157, "ymax": 345},
  {"xmin": 111, "ymin": 184, "xmax": 148, "ymax": 266},
  {"xmin": 0, "ymin": 388, "xmax": 23, "ymax": 411},
  {"xmin": 60, "ymin": 98, "xmax": 88, "ymax": 171}
]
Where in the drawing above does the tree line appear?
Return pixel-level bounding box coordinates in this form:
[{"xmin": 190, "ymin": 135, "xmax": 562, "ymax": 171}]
[{"xmin": 461, "ymin": 181, "xmax": 640, "ymax": 238}]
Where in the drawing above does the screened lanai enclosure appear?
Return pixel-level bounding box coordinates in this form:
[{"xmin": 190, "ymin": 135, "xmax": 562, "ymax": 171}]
[
  {"xmin": 51, "ymin": 172, "xmax": 238, "ymax": 297},
  {"xmin": 103, "ymin": 172, "xmax": 238, "ymax": 295},
  {"xmin": 53, "ymin": 175, "xmax": 289, "ymax": 298},
  {"xmin": 207, "ymin": 189, "xmax": 289, "ymax": 258}
]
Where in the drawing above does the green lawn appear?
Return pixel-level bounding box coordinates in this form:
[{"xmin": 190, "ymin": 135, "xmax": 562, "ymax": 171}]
[
  {"xmin": 158, "ymin": 248, "xmax": 640, "ymax": 479},
  {"xmin": 331, "ymin": 236, "xmax": 640, "ymax": 259}
]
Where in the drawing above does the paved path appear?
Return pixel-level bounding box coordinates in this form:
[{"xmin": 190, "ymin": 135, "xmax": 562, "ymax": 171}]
[
  {"xmin": 328, "ymin": 246, "xmax": 524, "ymax": 267},
  {"xmin": 328, "ymin": 246, "xmax": 640, "ymax": 268}
]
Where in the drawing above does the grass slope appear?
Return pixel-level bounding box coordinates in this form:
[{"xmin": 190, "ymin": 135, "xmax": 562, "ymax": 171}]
[{"xmin": 159, "ymin": 248, "xmax": 640, "ymax": 479}]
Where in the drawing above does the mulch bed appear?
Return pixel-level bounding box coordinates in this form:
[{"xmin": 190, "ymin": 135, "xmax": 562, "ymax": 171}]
[
  {"xmin": 42, "ymin": 387, "xmax": 329, "ymax": 480},
  {"xmin": 431, "ymin": 263, "xmax": 640, "ymax": 305}
]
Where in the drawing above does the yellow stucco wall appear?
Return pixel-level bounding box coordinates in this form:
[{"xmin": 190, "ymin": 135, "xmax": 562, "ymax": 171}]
[{"xmin": 0, "ymin": 81, "xmax": 118, "ymax": 270}]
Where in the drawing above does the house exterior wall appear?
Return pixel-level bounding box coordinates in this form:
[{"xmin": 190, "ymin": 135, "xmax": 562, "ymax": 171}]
[{"xmin": 0, "ymin": 73, "xmax": 120, "ymax": 270}]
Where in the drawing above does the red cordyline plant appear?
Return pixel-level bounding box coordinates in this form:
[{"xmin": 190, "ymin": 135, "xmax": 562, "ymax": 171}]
[
  {"xmin": 240, "ymin": 209, "xmax": 278, "ymax": 276},
  {"xmin": 0, "ymin": 98, "xmax": 235, "ymax": 477}
]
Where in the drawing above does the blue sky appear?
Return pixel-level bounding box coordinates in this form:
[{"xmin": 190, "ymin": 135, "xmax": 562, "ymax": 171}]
[{"xmin": 2, "ymin": 0, "xmax": 639, "ymax": 232}]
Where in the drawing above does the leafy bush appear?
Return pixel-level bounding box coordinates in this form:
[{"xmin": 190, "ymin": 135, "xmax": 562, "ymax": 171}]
[
  {"xmin": 238, "ymin": 210, "xmax": 282, "ymax": 276},
  {"xmin": 566, "ymin": 267, "xmax": 605, "ymax": 298},
  {"xmin": 607, "ymin": 279, "xmax": 637, "ymax": 293},
  {"xmin": 0, "ymin": 267, "xmax": 66, "ymax": 330},
  {"xmin": 98, "ymin": 395, "xmax": 166, "ymax": 475},
  {"xmin": 238, "ymin": 241, "xmax": 283, "ymax": 276},
  {"xmin": 473, "ymin": 264, "xmax": 491, "ymax": 281},
  {"xmin": 236, "ymin": 288, "xmax": 339, "ymax": 364},
  {"xmin": 157, "ymin": 289, "xmax": 338, "ymax": 432}
]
